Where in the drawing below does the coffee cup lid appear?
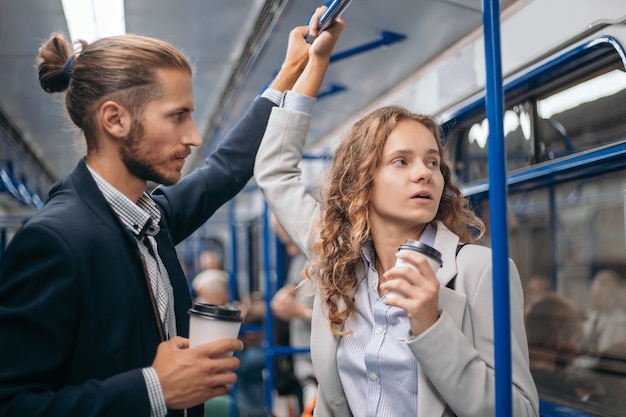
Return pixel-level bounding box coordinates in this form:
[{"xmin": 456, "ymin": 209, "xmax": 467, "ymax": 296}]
[
  {"xmin": 188, "ymin": 303, "xmax": 243, "ymax": 322},
  {"xmin": 399, "ymin": 239, "xmax": 443, "ymax": 266}
]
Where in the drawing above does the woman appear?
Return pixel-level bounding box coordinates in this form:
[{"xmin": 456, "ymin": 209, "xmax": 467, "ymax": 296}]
[{"xmin": 254, "ymin": 9, "xmax": 539, "ymax": 417}]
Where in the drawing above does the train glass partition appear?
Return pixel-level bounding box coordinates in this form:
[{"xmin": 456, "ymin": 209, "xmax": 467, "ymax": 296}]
[{"xmin": 441, "ymin": 35, "xmax": 626, "ymax": 417}]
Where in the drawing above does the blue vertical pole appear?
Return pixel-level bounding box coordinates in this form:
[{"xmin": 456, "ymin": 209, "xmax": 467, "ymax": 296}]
[
  {"xmin": 262, "ymin": 204, "xmax": 275, "ymax": 414},
  {"xmin": 482, "ymin": 1, "xmax": 513, "ymax": 417},
  {"xmin": 228, "ymin": 199, "xmax": 239, "ymax": 417}
]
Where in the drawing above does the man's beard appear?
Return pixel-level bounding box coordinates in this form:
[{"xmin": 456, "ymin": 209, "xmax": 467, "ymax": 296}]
[{"xmin": 119, "ymin": 119, "xmax": 181, "ymax": 186}]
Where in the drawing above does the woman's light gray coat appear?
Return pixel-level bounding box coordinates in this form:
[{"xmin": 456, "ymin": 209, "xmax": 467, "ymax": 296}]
[{"xmin": 254, "ymin": 107, "xmax": 539, "ymax": 417}]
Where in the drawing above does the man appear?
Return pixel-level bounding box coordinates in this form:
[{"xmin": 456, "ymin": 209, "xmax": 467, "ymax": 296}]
[
  {"xmin": 0, "ymin": 24, "xmax": 311, "ymax": 417},
  {"xmin": 192, "ymin": 269, "xmax": 231, "ymax": 305}
]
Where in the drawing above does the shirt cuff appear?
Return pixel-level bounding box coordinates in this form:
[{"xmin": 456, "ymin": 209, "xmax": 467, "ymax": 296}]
[
  {"xmin": 282, "ymin": 91, "xmax": 316, "ymax": 115},
  {"xmin": 142, "ymin": 367, "xmax": 168, "ymax": 417},
  {"xmin": 261, "ymin": 88, "xmax": 283, "ymax": 106},
  {"xmin": 406, "ymin": 311, "xmax": 442, "ymax": 342}
]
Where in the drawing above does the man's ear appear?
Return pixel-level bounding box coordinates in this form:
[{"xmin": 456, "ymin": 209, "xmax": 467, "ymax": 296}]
[{"xmin": 99, "ymin": 100, "xmax": 131, "ymax": 138}]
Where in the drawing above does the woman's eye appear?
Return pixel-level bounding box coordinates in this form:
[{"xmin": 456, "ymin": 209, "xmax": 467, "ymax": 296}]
[
  {"xmin": 427, "ymin": 159, "xmax": 439, "ymax": 168},
  {"xmin": 392, "ymin": 159, "xmax": 407, "ymax": 166}
]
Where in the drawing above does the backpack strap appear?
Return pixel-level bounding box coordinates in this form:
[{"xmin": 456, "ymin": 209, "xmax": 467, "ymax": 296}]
[{"xmin": 445, "ymin": 243, "xmax": 467, "ymax": 290}]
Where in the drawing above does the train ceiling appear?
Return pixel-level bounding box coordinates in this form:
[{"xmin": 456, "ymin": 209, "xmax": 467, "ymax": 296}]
[{"xmin": 0, "ymin": 0, "xmax": 516, "ymax": 214}]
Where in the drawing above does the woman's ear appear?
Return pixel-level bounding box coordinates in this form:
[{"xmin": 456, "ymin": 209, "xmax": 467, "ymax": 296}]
[{"xmin": 99, "ymin": 100, "xmax": 131, "ymax": 138}]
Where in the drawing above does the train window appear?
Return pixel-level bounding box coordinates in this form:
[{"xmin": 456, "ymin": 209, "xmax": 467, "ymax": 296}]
[
  {"xmin": 445, "ymin": 102, "xmax": 533, "ymax": 184},
  {"xmin": 483, "ymin": 170, "xmax": 626, "ymax": 416},
  {"xmin": 443, "ymin": 37, "xmax": 626, "ymax": 185},
  {"xmin": 439, "ymin": 32, "xmax": 626, "ymax": 417},
  {"xmin": 537, "ymin": 68, "xmax": 626, "ymax": 163}
]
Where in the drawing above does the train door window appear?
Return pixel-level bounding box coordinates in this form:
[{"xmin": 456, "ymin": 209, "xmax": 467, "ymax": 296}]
[
  {"xmin": 507, "ymin": 188, "xmax": 553, "ymax": 291},
  {"xmin": 518, "ymin": 171, "xmax": 626, "ymax": 416},
  {"xmin": 536, "ymin": 67, "xmax": 626, "ymax": 162},
  {"xmin": 552, "ymin": 172, "xmax": 626, "ymax": 415},
  {"xmin": 553, "ymin": 174, "xmax": 626, "ymax": 301},
  {"xmin": 444, "ymin": 35, "xmax": 626, "ymax": 417},
  {"xmin": 475, "ymin": 171, "xmax": 626, "ymax": 415}
]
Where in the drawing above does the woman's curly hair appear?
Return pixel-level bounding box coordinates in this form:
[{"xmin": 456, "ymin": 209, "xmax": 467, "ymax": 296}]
[{"xmin": 308, "ymin": 105, "xmax": 484, "ymax": 334}]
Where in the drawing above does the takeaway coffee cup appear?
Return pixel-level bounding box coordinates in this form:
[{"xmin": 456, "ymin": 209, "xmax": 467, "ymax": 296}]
[
  {"xmin": 386, "ymin": 239, "xmax": 443, "ymax": 299},
  {"xmin": 188, "ymin": 303, "xmax": 243, "ymax": 351}
]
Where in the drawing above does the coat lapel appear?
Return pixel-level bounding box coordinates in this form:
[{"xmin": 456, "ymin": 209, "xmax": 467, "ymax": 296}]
[
  {"xmin": 311, "ymin": 291, "xmax": 351, "ymax": 416},
  {"xmin": 417, "ymin": 223, "xmax": 471, "ymax": 417}
]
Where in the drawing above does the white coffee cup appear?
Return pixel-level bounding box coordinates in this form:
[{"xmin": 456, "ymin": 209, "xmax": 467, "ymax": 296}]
[
  {"xmin": 386, "ymin": 240, "xmax": 443, "ymax": 299},
  {"xmin": 188, "ymin": 303, "xmax": 243, "ymax": 353}
]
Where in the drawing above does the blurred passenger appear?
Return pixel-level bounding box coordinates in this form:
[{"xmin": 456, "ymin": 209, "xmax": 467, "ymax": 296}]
[
  {"xmin": 188, "ymin": 248, "xmax": 225, "ymax": 299},
  {"xmin": 270, "ymin": 216, "xmax": 318, "ymax": 411},
  {"xmin": 524, "ymin": 274, "xmax": 553, "ymax": 315},
  {"xmin": 583, "ymin": 269, "xmax": 626, "ymax": 352},
  {"xmin": 198, "ymin": 249, "xmax": 224, "ymax": 271},
  {"xmin": 193, "ymin": 268, "xmax": 231, "ymax": 306},
  {"xmin": 0, "ymin": 21, "xmax": 314, "ymax": 417},
  {"xmin": 236, "ymin": 292, "xmax": 267, "ymax": 417},
  {"xmin": 525, "ymin": 293, "xmax": 587, "ymax": 399},
  {"xmin": 254, "ymin": 7, "xmax": 539, "ymax": 417}
]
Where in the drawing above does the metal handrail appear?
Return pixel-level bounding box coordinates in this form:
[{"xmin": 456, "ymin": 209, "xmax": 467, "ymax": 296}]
[{"xmin": 483, "ymin": 0, "xmax": 513, "ymax": 416}]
